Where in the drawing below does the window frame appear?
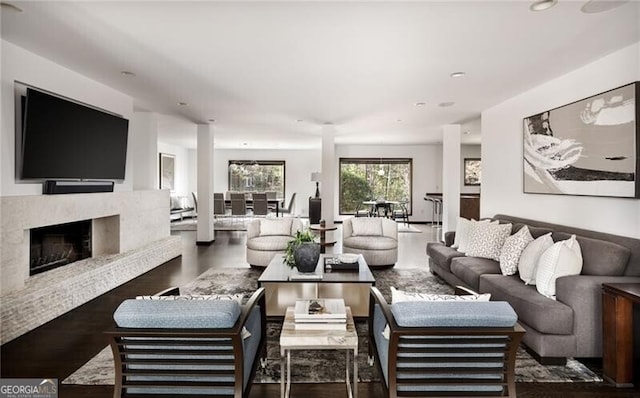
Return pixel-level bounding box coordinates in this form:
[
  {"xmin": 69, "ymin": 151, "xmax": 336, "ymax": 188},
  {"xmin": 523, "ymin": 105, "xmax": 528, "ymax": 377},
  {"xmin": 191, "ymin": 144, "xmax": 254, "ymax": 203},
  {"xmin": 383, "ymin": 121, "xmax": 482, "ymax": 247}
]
[{"xmin": 227, "ymin": 160, "xmax": 286, "ymax": 196}]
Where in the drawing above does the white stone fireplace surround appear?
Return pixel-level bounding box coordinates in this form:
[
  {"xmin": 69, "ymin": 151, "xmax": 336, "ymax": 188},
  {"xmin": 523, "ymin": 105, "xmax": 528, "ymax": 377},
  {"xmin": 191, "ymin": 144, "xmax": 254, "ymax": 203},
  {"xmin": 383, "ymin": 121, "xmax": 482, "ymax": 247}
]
[{"xmin": 0, "ymin": 190, "xmax": 181, "ymax": 344}]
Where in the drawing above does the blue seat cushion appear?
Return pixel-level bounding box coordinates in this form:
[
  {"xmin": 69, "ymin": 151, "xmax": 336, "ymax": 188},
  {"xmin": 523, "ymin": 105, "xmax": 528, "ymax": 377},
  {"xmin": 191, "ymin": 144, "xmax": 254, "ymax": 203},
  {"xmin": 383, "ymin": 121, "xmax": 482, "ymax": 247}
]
[
  {"xmin": 114, "ymin": 299, "xmax": 241, "ymax": 329},
  {"xmin": 391, "ymin": 301, "xmax": 517, "ymax": 328}
]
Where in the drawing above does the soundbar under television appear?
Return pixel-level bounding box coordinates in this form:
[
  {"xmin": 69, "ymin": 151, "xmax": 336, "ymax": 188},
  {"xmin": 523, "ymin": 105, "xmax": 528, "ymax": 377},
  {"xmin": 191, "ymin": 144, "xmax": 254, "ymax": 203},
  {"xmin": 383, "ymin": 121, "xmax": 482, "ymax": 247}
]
[{"xmin": 20, "ymin": 88, "xmax": 129, "ymax": 181}]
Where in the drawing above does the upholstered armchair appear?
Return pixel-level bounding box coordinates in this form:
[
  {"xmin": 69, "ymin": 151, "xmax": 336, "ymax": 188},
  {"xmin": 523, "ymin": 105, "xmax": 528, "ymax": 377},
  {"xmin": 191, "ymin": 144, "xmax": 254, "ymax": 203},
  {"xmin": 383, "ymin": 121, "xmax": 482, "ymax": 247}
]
[
  {"xmin": 342, "ymin": 217, "xmax": 398, "ymax": 267},
  {"xmin": 368, "ymin": 287, "xmax": 525, "ymax": 398},
  {"xmin": 105, "ymin": 288, "xmax": 267, "ymax": 398},
  {"xmin": 246, "ymin": 218, "xmax": 304, "ymax": 267}
]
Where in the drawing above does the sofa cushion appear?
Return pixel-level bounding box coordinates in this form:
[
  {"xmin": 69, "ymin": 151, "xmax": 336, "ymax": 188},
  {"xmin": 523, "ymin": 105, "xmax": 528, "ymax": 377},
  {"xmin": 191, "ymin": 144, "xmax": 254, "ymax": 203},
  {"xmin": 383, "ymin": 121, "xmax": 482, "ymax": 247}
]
[
  {"xmin": 114, "ymin": 299, "xmax": 241, "ymax": 329},
  {"xmin": 518, "ymin": 233, "xmax": 553, "ymax": 285},
  {"xmin": 572, "ymin": 236, "xmax": 629, "ymax": 276},
  {"xmin": 426, "ymin": 242, "xmax": 465, "ymax": 271},
  {"xmin": 450, "ymin": 257, "xmax": 501, "ymax": 292},
  {"xmin": 246, "ymin": 235, "xmax": 291, "ymax": 251},
  {"xmin": 351, "ymin": 218, "xmax": 383, "ymax": 236},
  {"xmin": 343, "ymin": 236, "xmax": 397, "ymax": 250},
  {"xmin": 457, "ymin": 219, "xmax": 492, "ymax": 253},
  {"xmin": 465, "ymin": 222, "xmax": 512, "ymax": 261},
  {"xmin": 391, "ymin": 301, "xmax": 517, "ymax": 328},
  {"xmin": 536, "ymin": 235, "xmax": 583, "ymax": 299},
  {"xmin": 259, "ymin": 218, "xmax": 293, "ymax": 236},
  {"xmin": 499, "ymin": 226, "xmax": 534, "ymax": 276},
  {"xmin": 478, "ymin": 274, "xmax": 573, "ymax": 335}
]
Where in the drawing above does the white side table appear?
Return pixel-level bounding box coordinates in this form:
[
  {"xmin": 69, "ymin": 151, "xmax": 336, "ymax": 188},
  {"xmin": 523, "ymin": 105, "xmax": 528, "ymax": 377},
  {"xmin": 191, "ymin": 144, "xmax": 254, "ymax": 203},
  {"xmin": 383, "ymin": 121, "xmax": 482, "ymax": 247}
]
[{"xmin": 280, "ymin": 306, "xmax": 358, "ymax": 398}]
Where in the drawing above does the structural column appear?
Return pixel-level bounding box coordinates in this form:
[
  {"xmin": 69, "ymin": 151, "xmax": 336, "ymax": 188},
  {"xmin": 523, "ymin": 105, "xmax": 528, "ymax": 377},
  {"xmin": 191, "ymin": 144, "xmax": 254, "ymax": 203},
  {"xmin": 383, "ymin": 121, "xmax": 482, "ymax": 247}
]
[
  {"xmin": 442, "ymin": 124, "xmax": 461, "ymax": 238},
  {"xmin": 321, "ymin": 124, "xmax": 336, "ymax": 224},
  {"xmin": 130, "ymin": 112, "xmax": 158, "ymax": 190},
  {"xmin": 196, "ymin": 123, "xmax": 215, "ymax": 244}
]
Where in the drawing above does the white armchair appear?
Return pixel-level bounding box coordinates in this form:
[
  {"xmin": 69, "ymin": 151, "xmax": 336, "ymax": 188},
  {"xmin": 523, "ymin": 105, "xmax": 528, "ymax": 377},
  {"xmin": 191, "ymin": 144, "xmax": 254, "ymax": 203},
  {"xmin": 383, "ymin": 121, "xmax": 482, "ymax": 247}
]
[
  {"xmin": 342, "ymin": 217, "xmax": 398, "ymax": 267},
  {"xmin": 246, "ymin": 218, "xmax": 304, "ymax": 267}
]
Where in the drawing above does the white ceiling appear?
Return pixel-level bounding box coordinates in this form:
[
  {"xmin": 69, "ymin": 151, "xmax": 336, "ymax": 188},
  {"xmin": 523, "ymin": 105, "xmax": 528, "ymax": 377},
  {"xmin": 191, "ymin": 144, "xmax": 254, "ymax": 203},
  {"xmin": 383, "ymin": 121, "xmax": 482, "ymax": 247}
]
[{"xmin": 2, "ymin": 1, "xmax": 638, "ymax": 149}]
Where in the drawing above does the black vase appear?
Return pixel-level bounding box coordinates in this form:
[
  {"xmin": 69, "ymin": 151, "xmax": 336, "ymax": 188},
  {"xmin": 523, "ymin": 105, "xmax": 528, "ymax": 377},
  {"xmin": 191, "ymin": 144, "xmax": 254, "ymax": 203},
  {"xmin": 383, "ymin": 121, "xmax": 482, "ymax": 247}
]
[{"xmin": 294, "ymin": 242, "xmax": 320, "ymax": 273}]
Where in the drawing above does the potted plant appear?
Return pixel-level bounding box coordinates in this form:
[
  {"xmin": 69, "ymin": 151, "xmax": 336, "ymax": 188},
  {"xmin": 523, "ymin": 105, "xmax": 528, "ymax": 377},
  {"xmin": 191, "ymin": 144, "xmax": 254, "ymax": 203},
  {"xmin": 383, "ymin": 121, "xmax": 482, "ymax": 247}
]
[{"xmin": 284, "ymin": 229, "xmax": 320, "ymax": 272}]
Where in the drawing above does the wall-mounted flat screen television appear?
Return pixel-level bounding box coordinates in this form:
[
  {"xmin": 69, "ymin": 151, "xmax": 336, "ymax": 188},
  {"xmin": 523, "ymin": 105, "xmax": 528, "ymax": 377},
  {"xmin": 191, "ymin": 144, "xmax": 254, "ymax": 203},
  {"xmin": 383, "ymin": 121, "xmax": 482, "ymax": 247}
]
[{"xmin": 20, "ymin": 88, "xmax": 129, "ymax": 180}]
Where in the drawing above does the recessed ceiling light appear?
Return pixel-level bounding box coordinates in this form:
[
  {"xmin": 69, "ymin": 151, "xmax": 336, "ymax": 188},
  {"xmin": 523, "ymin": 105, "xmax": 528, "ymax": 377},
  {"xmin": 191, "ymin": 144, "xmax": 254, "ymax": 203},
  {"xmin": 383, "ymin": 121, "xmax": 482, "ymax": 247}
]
[
  {"xmin": 178, "ymin": 102, "xmax": 188, "ymax": 106},
  {"xmin": 296, "ymin": 119, "xmax": 303, "ymax": 122},
  {"xmin": 0, "ymin": 2, "xmax": 23, "ymax": 12},
  {"xmin": 242, "ymin": 142, "xmax": 248, "ymax": 146},
  {"xmin": 581, "ymin": 0, "xmax": 628, "ymax": 14},
  {"xmin": 396, "ymin": 119, "xmax": 402, "ymax": 122},
  {"xmin": 414, "ymin": 102, "xmax": 427, "ymax": 107},
  {"xmin": 530, "ymin": 0, "xmax": 557, "ymax": 12},
  {"xmin": 120, "ymin": 71, "xmax": 136, "ymax": 77},
  {"xmin": 208, "ymin": 118, "xmax": 216, "ymax": 122},
  {"xmin": 450, "ymin": 72, "xmax": 466, "ymax": 78},
  {"xmin": 463, "ymin": 131, "xmax": 471, "ymax": 135},
  {"xmin": 438, "ymin": 101, "xmax": 455, "ymax": 107}
]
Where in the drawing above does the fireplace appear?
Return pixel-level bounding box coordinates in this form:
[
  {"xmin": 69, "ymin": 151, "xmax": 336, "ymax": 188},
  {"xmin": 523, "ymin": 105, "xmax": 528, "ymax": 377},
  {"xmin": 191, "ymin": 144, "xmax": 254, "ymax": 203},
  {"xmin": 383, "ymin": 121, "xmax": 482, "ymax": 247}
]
[{"xmin": 30, "ymin": 220, "xmax": 91, "ymax": 276}]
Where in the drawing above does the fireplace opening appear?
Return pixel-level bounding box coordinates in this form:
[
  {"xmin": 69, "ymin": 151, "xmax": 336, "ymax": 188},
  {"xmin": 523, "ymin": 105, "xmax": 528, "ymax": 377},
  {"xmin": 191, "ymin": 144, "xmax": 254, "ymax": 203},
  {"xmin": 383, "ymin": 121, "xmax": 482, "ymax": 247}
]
[{"xmin": 30, "ymin": 220, "xmax": 91, "ymax": 276}]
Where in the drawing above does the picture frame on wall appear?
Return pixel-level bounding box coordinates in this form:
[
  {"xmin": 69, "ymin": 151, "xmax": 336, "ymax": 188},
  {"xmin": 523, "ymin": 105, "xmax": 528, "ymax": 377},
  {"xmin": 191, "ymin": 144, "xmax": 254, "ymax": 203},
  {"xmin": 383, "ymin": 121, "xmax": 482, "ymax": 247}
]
[
  {"xmin": 159, "ymin": 153, "xmax": 175, "ymax": 190},
  {"xmin": 464, "ymin": 158, "xmax": 481, "ymax": 186},
  {"xmin": 523, "ymin": 82, "xmax": 639, "ymax": 198}
]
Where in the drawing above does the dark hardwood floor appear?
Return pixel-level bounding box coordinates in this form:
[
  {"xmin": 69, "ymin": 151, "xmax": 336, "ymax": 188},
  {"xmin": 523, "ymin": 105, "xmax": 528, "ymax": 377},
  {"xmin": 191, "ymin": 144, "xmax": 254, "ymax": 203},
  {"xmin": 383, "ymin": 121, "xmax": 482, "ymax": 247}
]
[{"xmin": 2, "ymin": 226, "xmax": 639, "ymax": 397}]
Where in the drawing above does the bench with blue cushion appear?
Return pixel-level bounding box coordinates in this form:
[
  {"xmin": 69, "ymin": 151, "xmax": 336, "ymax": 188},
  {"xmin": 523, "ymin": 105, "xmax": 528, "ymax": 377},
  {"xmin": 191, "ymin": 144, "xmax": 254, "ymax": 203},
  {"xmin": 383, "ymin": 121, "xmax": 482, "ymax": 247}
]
[
  {"xmin": 368, "ymin": 287, "xmax": 525, "ymax": 398},
  {"xmin": 105, "ymin": 288, "xmax": 266, "ymax": 398}
]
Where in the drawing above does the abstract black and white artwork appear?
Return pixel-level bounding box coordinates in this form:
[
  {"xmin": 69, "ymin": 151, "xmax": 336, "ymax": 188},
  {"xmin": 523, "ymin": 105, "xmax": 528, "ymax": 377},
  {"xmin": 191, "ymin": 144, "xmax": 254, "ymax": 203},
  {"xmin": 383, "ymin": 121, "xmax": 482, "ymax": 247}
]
[{"xmin": 523, "ymin": 82, "xmax": 639, "ymax": 198}]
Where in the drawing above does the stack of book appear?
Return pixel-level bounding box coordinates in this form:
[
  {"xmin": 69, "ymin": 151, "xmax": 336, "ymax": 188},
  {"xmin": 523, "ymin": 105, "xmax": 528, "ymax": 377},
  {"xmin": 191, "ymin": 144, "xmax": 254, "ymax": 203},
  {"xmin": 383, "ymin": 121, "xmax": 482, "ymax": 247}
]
[{"xmin": 293, "ymin": 298, "xmax": 347, "ymax": 330}]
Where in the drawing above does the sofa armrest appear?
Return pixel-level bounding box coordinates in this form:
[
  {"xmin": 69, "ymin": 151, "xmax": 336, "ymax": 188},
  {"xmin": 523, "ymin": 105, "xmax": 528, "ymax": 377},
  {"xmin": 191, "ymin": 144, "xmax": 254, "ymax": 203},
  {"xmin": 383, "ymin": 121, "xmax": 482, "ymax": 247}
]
[
  {"xmin": 247, "ymin": 219, "xmax": 260, "ymax": 239},
  {"xmin": 381, "ymin": 218, "xmax": 398, "ymax": 240},
  {"xmin": 444, "ymin": 231, "xmax": 455, "ymax": 246},
  {"xmin": 556, "ymin": 275, "xmax": 640, "ymax": 357}
]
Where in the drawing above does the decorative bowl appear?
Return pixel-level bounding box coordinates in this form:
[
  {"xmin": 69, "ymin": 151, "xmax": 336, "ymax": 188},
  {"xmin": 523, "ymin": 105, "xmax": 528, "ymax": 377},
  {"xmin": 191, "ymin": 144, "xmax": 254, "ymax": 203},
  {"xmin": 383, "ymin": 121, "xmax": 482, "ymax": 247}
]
[{"xmin": 338, "ymin": 254, "xmax": 359, "ymax": 264}]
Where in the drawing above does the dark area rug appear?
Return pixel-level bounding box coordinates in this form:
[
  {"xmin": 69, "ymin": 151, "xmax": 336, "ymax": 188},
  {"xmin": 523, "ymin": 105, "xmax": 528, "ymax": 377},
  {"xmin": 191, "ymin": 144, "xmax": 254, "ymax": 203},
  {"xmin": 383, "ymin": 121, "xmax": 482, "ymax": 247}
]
[{"xmin": 63, "ymin": 267, "xmax": 602, "ymax": 385}]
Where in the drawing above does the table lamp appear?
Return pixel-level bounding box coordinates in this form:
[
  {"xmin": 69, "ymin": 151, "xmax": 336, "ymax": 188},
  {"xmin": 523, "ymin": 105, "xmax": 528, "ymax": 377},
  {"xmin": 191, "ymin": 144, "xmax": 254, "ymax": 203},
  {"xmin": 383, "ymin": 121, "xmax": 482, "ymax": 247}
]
[{"xmin": 311, "ymin": 172, "xmax": 321, "ymax": 198}]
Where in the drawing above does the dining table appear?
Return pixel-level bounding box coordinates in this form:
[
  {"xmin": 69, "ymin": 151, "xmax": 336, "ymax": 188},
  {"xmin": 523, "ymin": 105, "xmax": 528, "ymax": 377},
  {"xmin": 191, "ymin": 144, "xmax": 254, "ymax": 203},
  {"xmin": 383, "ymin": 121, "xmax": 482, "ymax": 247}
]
[
  {"xmin": 224, "ymin": 198, "xmax": 282, "ymax": 216},
  {"xmin": 361, "ymin": 200, "xmax": 400, "ymax": 218}
]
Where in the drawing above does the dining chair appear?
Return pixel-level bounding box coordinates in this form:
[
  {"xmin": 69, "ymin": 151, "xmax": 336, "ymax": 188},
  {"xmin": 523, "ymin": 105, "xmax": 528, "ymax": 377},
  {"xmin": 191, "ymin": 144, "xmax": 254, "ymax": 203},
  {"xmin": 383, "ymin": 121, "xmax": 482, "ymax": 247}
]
[
  {"xmin": 214, "ymin": 192, "xmax": 227, "ymax": 221},
  {"xmin": 279, "ymin": 192, "xmax": 296, "ymax": 216},
  {"xmin": 392, "ymin": 202, "xmax": 409, "ymax": 226},
  {"xmin": 230, "ymin": 193, "xmax": 248, "ymax": 224},
  {"xmin": 251, "ymin": 193, "xmax": 269, "ymax": 217}
]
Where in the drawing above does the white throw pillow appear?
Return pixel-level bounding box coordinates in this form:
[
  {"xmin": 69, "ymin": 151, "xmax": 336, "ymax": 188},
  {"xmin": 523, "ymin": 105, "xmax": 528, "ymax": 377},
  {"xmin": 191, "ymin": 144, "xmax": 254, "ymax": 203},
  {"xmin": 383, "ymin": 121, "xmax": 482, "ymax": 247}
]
[
  {"xmin": 351, "ymin": 218, "xmax": 382, "ymax": 236},
  {"xmin": 499, "ymin": 226, "xmax": 534, "ymax": 276},
  {"xmin": 260, "ymin": 218, "xmax": 293, "ymax": 236},
  {"xmin": 535, "ymin": 235, "xmax": 583, "ymax": 299},
  {"xmin": 465, "ymin": 222, "xmax": 512, "ymax": 261},
  {"xmin": 383, "ymin": 287, "xmax": 491, "ymax": 338},
  {"xmin": 451, "ymin": 217, "xmax": 471, "ymax": 249},
  {"xmin": 518, "ymin": 232, "xmax": 553, "ymax": 285}
]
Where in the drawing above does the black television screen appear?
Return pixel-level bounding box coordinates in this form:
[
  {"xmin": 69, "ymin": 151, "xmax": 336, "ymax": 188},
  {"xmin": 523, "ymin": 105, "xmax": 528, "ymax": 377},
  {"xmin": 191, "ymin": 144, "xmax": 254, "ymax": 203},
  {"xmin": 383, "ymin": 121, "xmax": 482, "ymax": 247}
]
[{"xmin": 20, "ymin": 88, "xmax": 129, "ymax": 180}]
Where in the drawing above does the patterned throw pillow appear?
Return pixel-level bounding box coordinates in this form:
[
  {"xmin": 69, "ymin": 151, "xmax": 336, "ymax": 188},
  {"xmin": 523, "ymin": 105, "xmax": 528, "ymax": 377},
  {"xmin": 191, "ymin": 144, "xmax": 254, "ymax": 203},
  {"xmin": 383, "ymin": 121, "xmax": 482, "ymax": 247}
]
[
  {"xmin": 465, "ymin": 222, "xmax": 512, "ymax": 261},
  {"xmin": 518, "ymin": 232, "xmax": 553, "ymax": 285},
  {"xmin": 390, "ymin": 286, "xmax": 491, "ymax": 304},
  {"xmin": 535, "ymin": 235, "xmax": 583, "ymax": 299},
  {"xmin": 499, "ymin": 226, "xmax": 534, "ymax": 275},
  {"xmin": 456, "ymin": 219, "xmax": 492, "ymax": 253}
]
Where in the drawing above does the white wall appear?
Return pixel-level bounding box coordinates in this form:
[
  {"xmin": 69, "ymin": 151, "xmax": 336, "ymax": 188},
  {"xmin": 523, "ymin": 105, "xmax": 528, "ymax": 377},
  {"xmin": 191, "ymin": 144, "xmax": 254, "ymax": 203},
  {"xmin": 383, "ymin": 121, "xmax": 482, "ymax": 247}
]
[
  {"xmin": 158, "ymin": 142, "xmax": 194, "ymax": 201},
  {"xmin": 482, "ymin": 42, "xmax": 640, "ymax": 238},
  {"xmin": 1, "ymin": 40, "xmax": 134, "ymax": 196},
  {"xmin": 336, "ymin": 144, "xmax": 441, "ymax": 222}
]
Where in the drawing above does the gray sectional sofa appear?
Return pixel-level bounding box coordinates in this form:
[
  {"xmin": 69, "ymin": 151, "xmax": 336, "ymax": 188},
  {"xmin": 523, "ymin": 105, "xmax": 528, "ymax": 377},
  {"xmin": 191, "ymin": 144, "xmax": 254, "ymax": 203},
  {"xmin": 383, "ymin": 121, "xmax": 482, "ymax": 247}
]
[{"xmin": 426, "ymin": 214, "xmax": 640, "ymax": 364}]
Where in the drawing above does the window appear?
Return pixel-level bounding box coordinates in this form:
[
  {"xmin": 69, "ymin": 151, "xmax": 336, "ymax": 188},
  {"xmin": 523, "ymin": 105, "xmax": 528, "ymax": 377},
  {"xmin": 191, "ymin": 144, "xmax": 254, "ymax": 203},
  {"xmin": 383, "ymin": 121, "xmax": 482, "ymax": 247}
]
[
  {"xmin": 464, "ymin": 158, "xmax": 481, "ymax": 186},
  {"xmin": 228, "ymin": 160, "xmax": 285, "ymax": 197},
  {"xmin": 339, "ymin": 158, "xmax": 412, "ymax": 215}
]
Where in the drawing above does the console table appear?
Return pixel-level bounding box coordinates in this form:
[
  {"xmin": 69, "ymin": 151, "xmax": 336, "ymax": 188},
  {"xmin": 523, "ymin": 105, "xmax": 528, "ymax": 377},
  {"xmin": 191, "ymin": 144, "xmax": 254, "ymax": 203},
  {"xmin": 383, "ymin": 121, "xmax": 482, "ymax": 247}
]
[{"xmin": 602, "ymin": 283, "xmax": 640, "ymax": 387}]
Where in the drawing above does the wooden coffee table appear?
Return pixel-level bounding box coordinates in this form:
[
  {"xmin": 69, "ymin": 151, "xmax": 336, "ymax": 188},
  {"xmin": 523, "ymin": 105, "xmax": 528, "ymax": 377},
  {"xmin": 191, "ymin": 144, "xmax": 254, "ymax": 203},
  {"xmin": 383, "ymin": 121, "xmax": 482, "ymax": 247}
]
[{"xmin": 258, "ymin": 254, "xmax": 375, "ymax": 317}]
